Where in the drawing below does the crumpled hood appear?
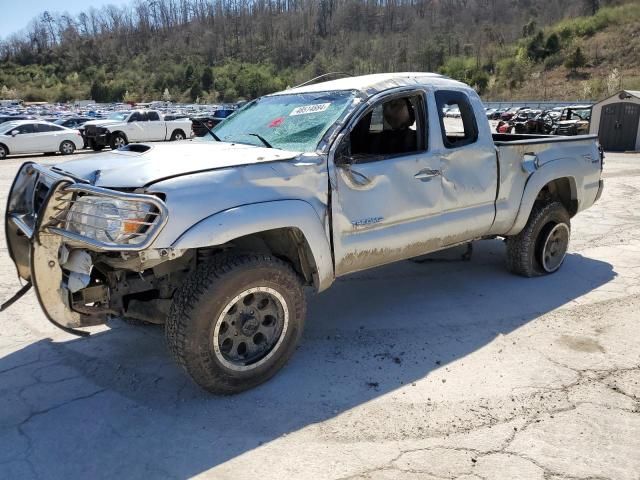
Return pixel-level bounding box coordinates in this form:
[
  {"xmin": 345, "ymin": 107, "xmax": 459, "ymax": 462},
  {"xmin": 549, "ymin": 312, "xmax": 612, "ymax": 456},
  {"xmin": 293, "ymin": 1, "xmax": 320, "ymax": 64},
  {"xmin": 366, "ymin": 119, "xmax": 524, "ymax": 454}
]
[{"xmin": 53, "ymin": 141, "xmax": 300, "ymax": 188}]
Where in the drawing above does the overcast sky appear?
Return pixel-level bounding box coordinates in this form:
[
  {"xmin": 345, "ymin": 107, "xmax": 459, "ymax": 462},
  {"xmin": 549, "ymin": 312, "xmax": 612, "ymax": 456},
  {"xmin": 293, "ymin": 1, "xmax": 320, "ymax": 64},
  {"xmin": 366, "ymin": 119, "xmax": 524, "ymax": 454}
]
[{"xmin": 0, "ymin": 0, "xmax": 133, "ymax": 40}]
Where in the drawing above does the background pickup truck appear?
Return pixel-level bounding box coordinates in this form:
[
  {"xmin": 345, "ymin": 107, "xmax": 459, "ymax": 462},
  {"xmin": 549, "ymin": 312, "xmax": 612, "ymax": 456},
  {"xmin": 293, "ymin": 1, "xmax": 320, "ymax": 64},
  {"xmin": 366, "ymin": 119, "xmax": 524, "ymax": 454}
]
[
  {"xmin": 80, "ymin": 109, "xmax": 191, "ymax": 150},
  {"xmin": 5, "ymin": 73, "xmax": 603, "ymax": 394}
]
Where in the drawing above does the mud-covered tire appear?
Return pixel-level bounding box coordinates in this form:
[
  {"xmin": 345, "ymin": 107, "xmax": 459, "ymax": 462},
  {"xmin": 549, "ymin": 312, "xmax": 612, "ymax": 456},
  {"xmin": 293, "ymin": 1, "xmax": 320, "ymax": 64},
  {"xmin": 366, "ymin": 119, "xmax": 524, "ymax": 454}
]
[
  {"xmin": 166, "ymin": 254, "xmax": 306, "ymax": 394},
  {"xmin": 505, "ymin": 201, "xmax": 571, "ymax": 277}
]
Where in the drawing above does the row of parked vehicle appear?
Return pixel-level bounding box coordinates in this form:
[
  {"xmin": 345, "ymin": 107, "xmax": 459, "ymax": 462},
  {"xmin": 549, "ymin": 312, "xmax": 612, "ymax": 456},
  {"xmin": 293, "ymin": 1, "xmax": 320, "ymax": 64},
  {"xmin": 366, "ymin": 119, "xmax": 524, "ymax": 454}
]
[
  {"xmin": 489, "ymin": 105, "xmax": 592, "ymax": 136},
  {"xmin": 0, "ymin": 99, "xmax": 593, "ymax": 160},
  {"xmin": 0, "ymin": 107, "xmax": 238, "ymax": 159}
]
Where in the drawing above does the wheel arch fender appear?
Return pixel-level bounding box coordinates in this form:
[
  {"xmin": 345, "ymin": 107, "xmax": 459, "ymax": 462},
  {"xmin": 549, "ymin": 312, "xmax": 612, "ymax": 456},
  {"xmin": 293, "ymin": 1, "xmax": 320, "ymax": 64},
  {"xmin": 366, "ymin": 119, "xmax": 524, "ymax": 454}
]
[
  {"xmin": 171, "ymin": 200, "xmax": 334, "ymax": 292},
  {"xmin": 111, "ymin": 130, "xmax": 127, "ymax": 141},
  {"xmin": 506, "ymin": 158, "xmax": 582, "ymax": 236},
  {"xmin": 0, "ymin": 142, "xmax": 9, "ymax": 155}
]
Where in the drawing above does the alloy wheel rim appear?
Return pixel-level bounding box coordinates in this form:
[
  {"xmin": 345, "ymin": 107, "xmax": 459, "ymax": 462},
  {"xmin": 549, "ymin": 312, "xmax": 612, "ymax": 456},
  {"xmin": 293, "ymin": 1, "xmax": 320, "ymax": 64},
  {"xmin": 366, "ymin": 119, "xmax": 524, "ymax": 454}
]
[
  {"xmin": 114, "ymin": 137, "xmax": 125, "ymax": 147},
  {"xmin": 212, "ymin": 287, "xmax": 289, "ymax": 371},
  {"xmin": 62, "ymin": 142, "xmax": 73, "ymax": 154},
  {"xmin": 541, "ymin": 223, "xmax": 570, "ymax": 272}
]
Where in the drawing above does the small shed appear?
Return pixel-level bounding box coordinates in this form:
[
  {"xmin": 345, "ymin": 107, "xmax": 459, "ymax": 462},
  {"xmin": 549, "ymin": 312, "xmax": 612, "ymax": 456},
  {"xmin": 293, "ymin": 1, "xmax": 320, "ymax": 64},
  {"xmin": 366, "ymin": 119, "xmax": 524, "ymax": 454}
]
[{"xmin": 590, "ymin": 90, "xmax": 640, "ymax": 151}]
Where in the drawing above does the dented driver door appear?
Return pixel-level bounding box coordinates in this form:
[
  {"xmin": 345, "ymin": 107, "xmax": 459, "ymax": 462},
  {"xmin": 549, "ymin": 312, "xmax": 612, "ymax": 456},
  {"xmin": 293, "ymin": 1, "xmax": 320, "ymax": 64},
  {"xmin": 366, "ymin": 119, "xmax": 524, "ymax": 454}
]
[{"xmin": 330, "ymin": 89, "xmax": 448, "ymax": 276}]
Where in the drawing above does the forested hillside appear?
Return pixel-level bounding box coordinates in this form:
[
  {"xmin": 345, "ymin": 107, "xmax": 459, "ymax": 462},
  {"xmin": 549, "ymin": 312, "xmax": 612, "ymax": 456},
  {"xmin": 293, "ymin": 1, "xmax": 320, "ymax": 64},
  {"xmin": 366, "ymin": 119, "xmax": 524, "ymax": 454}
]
[{"xmin": 0, "ymin": 0, "xmax": 638, "ymax": 103}]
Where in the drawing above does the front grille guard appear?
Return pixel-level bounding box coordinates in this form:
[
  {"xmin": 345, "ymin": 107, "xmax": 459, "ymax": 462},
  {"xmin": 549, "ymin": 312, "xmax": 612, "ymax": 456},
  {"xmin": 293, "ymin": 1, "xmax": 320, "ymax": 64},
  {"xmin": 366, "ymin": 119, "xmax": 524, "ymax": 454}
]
[{"xmin": 7, "ymin": 163, "xmax": 169, "ymax": 252}]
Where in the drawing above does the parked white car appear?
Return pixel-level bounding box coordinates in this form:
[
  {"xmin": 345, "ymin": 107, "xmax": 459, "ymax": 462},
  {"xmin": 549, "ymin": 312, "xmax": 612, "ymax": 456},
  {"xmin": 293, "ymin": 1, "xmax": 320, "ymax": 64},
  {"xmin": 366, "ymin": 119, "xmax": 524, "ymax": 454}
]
[
  {"xmin": 0, "ymin": 120, "xmax": 84, "ymax": 159},
  {"xmin": 80, "ymin": 110, "xmax": 193, "ymax": 151}
]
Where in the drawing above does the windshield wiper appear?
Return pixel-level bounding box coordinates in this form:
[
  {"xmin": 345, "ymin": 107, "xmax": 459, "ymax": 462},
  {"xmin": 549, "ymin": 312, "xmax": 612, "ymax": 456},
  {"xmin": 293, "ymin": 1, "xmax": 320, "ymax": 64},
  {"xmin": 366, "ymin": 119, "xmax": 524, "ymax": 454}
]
[
  {"xmin": 246, "ymin": 133, "xmax": 272, "ymax": 148},
  {"xmin": 195, "ymin": 118, "xmax": 220, "ymax": 141}
]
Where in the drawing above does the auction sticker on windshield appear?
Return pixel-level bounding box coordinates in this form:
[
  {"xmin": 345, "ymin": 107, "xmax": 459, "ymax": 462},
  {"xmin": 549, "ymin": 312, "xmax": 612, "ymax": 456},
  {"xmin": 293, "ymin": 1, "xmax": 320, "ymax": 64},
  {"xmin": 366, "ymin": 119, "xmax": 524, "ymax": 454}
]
[{"xmin": 290, "ymin": 103, "xmax": 331, "ymax": 116}]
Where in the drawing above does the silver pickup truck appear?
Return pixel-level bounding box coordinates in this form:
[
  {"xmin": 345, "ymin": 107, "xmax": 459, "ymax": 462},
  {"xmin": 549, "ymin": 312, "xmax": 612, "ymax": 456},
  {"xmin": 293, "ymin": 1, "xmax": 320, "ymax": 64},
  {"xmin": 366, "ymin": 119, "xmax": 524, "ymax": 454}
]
[{"xmin": 4, "ymin": 73, "xmax": 604, "ymax": 394}]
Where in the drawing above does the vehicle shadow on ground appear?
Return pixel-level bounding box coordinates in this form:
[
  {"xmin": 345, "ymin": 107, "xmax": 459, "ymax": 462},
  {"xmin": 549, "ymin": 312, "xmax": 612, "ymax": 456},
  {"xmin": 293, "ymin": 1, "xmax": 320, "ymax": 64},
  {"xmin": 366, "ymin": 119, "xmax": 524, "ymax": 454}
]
[{"xmin": 0, "ymin": 240, "xmax": 616, "ymax": 479}]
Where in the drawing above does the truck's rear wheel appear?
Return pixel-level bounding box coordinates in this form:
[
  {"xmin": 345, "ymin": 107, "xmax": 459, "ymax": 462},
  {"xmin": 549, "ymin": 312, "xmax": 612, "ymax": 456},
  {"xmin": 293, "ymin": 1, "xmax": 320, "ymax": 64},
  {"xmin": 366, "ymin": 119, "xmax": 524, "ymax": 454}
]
[
  {"xmin": 166, "ymin": 254, "xmax": 306, "ymax": 394},
  {"xmin": 505, "ymin": 201, "xmax": 571, "ymax": 277},
  {"xmin": 170, "ymin": 130, "xmax": 185, "ymax": 141}
]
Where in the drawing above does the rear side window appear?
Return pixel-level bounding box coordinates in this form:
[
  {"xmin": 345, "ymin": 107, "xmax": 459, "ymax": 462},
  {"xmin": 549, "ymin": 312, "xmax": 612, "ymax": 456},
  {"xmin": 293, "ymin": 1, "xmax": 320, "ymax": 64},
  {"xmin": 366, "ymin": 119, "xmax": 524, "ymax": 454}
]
[
  {"xmin": 36, "ymin": 124, "xmax": 63, "ymax": 132},
  {"xmin": 435, "ymin": 90, "xmax": 478, "ymax": 148},
  {"xmin": 16, "ymin": 124, "xmax": 36, "ymax": 134}
]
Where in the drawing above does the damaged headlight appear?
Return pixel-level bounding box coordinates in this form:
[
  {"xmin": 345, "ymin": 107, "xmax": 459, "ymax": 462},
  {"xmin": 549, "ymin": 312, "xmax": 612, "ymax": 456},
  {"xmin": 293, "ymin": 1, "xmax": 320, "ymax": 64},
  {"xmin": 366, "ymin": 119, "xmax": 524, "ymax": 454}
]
[{"xmin": 66, "ymin": 195, "xmax": 152, "ymax": 245}]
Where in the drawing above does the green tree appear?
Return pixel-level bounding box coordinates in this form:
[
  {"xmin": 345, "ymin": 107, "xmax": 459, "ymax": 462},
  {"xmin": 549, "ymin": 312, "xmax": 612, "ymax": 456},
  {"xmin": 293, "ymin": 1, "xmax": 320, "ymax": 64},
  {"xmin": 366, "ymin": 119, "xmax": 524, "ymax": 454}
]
[
  {"xmin": 90, "ymin": 79, "xmax": 107, "ymax": 102},
  {"xmin": 190, "ymin": 81, "xmax": 203, "ymax": 101},
  {"xmin": 565, "ymin": 47, "xmax": 586, "ymax": 72},
  {"xmin": 201, "ymin": 68, "xmax": 213, "ymax": 92},
  {"xmin": 545, "ymin": 33, "xmax": 560, "ymax": 56},
  {"xmin": 527, "ymin": 31, "xmax": 546, "ymax": 61},
  {"xmin": 522, "ymin": 20, "xmax": 537, "ymax": 38},
  {"xmin": 184, "ymin": 65, "xmax": 195, "ymax": 88}
]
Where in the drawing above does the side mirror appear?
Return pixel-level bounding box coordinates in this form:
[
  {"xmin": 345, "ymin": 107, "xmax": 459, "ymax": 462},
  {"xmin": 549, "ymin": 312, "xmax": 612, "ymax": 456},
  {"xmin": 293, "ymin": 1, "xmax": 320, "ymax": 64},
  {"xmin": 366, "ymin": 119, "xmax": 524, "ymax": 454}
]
[
  {"xmin": 11, "ymin": 130, "xmax": 19, "ymax": 137},
  {"xmin": 335, "ymin": 152, "xmax": 353, "ymax": 167},
  {"xmin": 334, "ymin": 141, "xmax": 353, "ymax": 167}
]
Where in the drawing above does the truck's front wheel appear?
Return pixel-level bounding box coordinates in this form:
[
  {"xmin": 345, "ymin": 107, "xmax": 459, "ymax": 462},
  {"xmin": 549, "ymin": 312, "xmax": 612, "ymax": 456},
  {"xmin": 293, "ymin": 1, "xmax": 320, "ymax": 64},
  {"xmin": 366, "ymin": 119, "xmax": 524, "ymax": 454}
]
[
  {"xmin": 166, "ymin": 254, "xmax": 306, "ymax": 394},
  {"xmin": 505, "ymin": 201, "xmax": 571, "ymax": 277},
  {"xmin": 110, "ymin": 133, "xmax": 127, "ymax": 149}
]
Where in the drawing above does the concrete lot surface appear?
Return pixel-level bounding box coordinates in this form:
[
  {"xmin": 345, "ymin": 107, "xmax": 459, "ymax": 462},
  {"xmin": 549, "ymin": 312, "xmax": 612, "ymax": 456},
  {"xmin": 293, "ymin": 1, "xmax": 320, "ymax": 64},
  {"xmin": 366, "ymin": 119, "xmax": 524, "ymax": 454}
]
[{"xmin": 0, "ymin": 149, "xmax": 639, "ymax": 480}]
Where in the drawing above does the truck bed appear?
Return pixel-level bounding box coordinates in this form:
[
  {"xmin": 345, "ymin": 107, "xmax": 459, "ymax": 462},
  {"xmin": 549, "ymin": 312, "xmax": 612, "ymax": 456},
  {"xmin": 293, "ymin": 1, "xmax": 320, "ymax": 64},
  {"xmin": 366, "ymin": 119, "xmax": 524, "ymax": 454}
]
[{"xmin": 489, "ymin": 133, "xmax": 601, "ymax": 236}]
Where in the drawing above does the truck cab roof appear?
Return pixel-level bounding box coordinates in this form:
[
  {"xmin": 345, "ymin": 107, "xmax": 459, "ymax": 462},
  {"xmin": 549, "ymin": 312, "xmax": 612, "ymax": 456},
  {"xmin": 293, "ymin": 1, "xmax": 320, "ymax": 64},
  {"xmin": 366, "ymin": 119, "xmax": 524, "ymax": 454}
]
[{"xmin": 274, "ymin": 72, "xmax": 469, "ymax": 96}]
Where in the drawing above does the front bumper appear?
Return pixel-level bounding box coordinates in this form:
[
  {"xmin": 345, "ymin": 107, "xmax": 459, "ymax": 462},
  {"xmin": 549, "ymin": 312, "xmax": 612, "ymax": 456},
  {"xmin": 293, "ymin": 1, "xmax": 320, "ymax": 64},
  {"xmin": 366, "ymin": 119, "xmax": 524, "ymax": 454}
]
[
  {"xmin": 5, "ymin": 163, "xmax": 102, "ymax": 330},
  {"xmin": 83, "ymin": 127, "xmax": 110, "ymax": 147},
  {"xmin": 85, "ymin": 133, "xmax": 110, "ymax": 147},
  {"xmin": 5, "ymin": 163, "xmax": 168, "ymax": 331}
]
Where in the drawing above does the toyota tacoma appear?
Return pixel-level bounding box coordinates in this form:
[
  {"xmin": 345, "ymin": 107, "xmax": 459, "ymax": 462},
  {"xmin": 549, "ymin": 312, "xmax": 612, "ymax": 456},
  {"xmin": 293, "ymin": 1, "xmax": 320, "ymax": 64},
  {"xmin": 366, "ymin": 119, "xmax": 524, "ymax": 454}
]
[{"xmin": 4, "ymin": 73, "xmax": 604, "ymax": 394}]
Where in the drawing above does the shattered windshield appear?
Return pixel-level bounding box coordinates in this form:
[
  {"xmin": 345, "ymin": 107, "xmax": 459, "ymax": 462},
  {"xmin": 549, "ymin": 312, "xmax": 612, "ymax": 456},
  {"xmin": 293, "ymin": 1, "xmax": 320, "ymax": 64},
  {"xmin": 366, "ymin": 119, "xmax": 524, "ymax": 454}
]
[{"xmin": 211, "ymin": 90, "xmax": 357, "ymax": 152}]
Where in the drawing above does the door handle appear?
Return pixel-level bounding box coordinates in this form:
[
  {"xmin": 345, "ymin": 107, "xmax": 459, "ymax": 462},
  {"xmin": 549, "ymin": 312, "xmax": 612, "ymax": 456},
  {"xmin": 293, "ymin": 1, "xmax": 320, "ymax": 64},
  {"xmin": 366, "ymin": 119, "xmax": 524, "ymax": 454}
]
[{"xmin": 414, "ymin": 169, "xmax": 441, "ymax": 180}]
